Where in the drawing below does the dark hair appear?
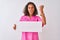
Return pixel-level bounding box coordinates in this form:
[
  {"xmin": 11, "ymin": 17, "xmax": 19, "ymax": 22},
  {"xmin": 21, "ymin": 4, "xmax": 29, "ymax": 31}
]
[{"xmin": 23, "ymin": 2, "xmax": 38, "ymax": 16}]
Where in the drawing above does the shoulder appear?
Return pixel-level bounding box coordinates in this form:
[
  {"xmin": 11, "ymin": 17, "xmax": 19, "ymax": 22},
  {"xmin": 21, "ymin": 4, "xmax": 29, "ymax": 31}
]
[
  {"xmin": 35, "ymin": 16, "xmax": 42, "ymax": 21},
  {"xmin": 35, "ymin": 16, "xmax": 41, "ymax": 18},
  {"xmin": 20, "ymin": 15, "xmax": 27, "ymax": 18},
  {"xmin": 20, "ymin": 15, "xmax": 27, "ymax": 21}
]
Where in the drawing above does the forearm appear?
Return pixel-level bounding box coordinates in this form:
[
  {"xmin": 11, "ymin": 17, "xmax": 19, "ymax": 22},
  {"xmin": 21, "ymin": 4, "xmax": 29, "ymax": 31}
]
[{"xmin": 40, "ymin": 12, "xmax": 46, "ymax": 25}]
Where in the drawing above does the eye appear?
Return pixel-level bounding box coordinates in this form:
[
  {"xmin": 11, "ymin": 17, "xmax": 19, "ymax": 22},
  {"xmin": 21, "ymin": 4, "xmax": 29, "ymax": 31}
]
[{"xmin": 28, "ymin": 7, "xmax": 30, "ymax": 9}]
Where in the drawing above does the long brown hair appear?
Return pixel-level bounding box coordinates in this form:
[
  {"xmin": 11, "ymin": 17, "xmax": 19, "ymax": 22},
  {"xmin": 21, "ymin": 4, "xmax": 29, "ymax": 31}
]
[{"xmin": 23, "ymin": 2, "xmax": 38, "ymax": 16}]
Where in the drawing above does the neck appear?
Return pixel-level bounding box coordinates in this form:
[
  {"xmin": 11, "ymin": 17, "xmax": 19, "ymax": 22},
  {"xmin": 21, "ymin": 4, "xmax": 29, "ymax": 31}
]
[{"xmin": 29, "ymin": 15, "xmax": 32, "ymax": 18}]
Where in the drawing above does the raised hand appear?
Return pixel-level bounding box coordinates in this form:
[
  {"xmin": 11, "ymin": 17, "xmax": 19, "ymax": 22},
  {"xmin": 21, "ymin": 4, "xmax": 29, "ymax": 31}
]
[
  {"xmin": 39, "ymin": 5, "xmax": 44, "ymax": 13},
  {"xmin": 39, "ymin": 5, "xmax": 46, "ymax": 27}
]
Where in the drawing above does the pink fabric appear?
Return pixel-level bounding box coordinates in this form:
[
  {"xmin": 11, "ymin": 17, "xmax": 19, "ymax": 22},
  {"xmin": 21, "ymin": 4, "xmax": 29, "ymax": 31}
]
[{"xmin": 20, "ymin": 15, "xmax": 42, "ymax": 40}]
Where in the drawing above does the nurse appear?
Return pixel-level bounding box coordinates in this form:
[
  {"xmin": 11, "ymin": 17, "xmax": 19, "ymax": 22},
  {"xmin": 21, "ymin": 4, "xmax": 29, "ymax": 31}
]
[{"xmin": 13, "ymin": 2, "xmax": 46, "ymax": 40}]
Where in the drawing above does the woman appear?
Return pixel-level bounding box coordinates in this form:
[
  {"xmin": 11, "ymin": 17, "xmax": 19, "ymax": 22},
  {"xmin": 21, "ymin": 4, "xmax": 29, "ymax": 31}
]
[{"xmin": 13, "ymin": 2, "xmax": 46, "ymax": 40}]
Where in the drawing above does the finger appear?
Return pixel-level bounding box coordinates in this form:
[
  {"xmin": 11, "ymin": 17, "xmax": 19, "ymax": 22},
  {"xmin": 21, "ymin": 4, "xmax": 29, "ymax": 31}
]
[{"xmin": 40, "ymin": 5, "xmax": 44, "ymax": 8}]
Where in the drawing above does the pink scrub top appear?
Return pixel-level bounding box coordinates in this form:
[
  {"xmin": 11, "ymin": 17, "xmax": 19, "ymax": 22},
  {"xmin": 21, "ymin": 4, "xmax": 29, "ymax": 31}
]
[{"xmin": 20, "ymin": 15, "xmax": 42, "ymax": 40}]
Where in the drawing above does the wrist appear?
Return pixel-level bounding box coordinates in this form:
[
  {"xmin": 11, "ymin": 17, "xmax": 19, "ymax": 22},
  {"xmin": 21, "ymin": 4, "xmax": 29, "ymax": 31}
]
[{"xmin": 40, "ymin": 13, "xmax": 45, "ymax": 16}]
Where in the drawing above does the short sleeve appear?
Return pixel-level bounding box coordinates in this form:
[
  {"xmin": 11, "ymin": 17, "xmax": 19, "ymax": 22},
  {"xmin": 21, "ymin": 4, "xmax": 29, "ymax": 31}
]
[
  {"xmin": 19, "ymin": 16, "xmax": 25, "ymax": 21},
  {"xmin": 36, "ymin": 16, "xmax": 42, "ymax": 21},
  {"xmin": 36, "ymin": 16, "xmax": 44, "ymax": 27}
]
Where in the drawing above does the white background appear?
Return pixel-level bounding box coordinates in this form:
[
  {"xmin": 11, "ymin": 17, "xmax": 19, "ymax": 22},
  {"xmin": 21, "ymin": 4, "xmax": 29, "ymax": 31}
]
[{"xmin": 0, "ymin": 0, "xmax": 60, "ymax": 40}]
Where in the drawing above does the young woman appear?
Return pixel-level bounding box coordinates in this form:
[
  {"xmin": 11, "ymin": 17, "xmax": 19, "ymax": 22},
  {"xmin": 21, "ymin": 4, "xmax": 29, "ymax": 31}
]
[{"xmin": 13, "ymin": 2, "xmax": 46, "ymax": 40}]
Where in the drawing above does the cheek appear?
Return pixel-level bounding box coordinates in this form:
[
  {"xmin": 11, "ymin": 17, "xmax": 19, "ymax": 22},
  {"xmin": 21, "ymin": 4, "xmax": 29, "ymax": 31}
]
[
  {"xmin": 32, "ymin": 8, "xmax": 34, "ymax": 12},
  {"xmin": 28, "ymin": 8, "xmax": 30, "ymax": 11},
  {"xmin": 31, "ymin": 8, "xmax": 34, "ymax": 13},
  {"xmin": 31, "ymin": 7, "xmax": 34, "ymax": 11}
]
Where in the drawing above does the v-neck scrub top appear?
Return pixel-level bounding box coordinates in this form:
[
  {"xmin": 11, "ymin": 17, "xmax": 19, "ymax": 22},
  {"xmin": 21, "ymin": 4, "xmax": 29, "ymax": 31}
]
[{"xmin": 20, "ymin": 15, "xmax": 42, "ymax": 40}]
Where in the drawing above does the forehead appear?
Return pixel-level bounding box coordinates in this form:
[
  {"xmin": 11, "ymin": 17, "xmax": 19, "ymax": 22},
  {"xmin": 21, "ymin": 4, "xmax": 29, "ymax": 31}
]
[{"xmin": 28, "ymin": 4, "xmax": 34, "ymax": 7}]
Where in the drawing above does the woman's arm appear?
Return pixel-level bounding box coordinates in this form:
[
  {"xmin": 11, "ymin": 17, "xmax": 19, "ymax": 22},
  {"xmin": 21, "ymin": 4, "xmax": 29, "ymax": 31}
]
[{"xmin": 39, "ymin": 5, "xmax": 46, "ymax": 27}]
